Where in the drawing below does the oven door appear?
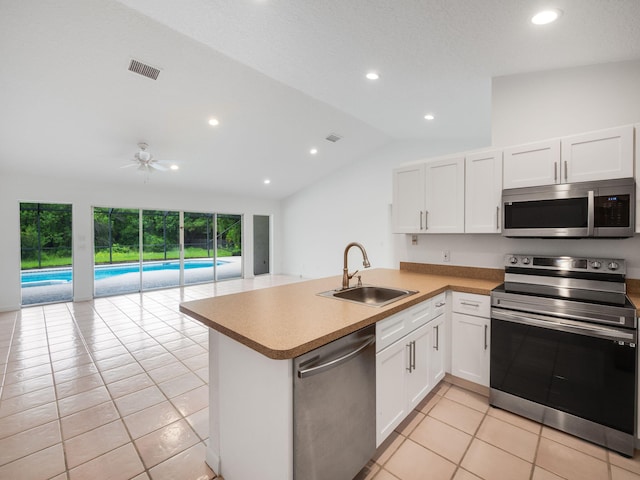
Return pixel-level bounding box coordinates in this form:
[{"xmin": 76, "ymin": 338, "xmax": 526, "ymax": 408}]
[{"xmin": 491, "ymin": 308, "xmax": 636, "ymax": 435}]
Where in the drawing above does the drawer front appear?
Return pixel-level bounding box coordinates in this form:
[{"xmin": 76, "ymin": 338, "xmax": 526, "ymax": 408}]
[
  {"xmin": 376, "ymin": 310, "xmax": 409, "ymax": 352},
  {"xmin": 432, "ymin": 292, "xmax": 446, "ymax": 317},
  {"xmin": 404, "ymin": 299, "xmax": 432, "ymax": 331},
  {"xmin": 452, "ymin": 292, "xmax": 490, "ymax": 317}
]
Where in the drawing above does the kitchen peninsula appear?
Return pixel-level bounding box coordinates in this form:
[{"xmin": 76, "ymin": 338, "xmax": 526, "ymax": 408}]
[{"xmin": 179, "ymin": 266, "xmax": 502, "ymax": 480}]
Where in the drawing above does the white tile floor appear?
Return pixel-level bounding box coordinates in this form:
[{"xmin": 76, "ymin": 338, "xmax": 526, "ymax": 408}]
[{"xmin": 3, "ymin": 275, "xmax": 640, "ymax": 480}]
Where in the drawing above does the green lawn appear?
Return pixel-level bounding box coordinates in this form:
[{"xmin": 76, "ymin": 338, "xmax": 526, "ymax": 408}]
[{"xmin": 22, "ymin": 247, "xmax": 240, "ymax": 269}]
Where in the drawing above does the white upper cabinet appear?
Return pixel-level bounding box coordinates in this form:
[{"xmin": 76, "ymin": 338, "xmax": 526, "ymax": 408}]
[
  {"xmin": 424, "ymin": 157, "xmax": 465, "ymax": 233},
  {"xmin": 503, "ymin": 125, "xmax": 634, "ymax": 189},
  {"xmin": 562, "ymin": 125, "xmax": 634, "ymax": 183},
  {"xmin": 391, "ymin": 163, "xmax": 425, "ymax": 233},
  {"xmin": 464, "ymin": 150, "xmax": 503, "ymax": 233},
  {"xmin": 391, "ymin": 157, "xmax": 464, "ymax": 234},
  {"xmin": 503, "ymin": 140, "xmax": 560, "ymax": 189}
]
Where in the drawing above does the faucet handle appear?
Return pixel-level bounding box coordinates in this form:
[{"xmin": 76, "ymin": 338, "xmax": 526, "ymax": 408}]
[{"xmin": 348, "ymin": 269, "xmax": 359, "ymax": 280}]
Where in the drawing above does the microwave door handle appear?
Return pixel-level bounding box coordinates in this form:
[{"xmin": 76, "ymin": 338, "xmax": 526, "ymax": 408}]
[{"xmin": 587, "ymin": 190, "xmax": 594, "ymax": 236}]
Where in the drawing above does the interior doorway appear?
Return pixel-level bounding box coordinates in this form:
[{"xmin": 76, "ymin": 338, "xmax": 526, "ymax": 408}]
[{"xmin": 253, "ymin": 215, "xmax": 270, "ymax": 276}]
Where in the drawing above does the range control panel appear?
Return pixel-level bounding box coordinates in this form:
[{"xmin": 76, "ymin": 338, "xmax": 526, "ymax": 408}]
[{"xmin": 505, "ymin": 254, "xmax": 626, "ymax": 275}]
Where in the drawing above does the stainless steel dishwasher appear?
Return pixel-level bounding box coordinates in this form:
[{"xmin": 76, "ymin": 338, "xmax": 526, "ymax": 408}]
[{"xmin": 293, "ymin": 324, "xmax": 376, "ymax": 480}]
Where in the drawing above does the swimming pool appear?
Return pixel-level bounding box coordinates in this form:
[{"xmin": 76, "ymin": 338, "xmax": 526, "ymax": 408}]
[{"xmin": 21, "ymin": 259, "xmax": 225, "ymax": 287}]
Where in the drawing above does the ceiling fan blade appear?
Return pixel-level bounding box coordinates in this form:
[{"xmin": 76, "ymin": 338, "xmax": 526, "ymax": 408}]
[
  {"xmin": 120, "ymin": 163, "xmax": 138, "ymax": 169},
  {"xmin": 150, "ymin": 162, "xmax": 168, "ymax": 171}
]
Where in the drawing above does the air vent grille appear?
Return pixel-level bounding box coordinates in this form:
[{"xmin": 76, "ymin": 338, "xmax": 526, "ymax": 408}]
[
  {"xmin": 128, "ymin": 59, "xmax": 161, "ymax": 80},
  {"xmin": 325, "ymin": 133, "xmax": 342, "ymax": 143}
]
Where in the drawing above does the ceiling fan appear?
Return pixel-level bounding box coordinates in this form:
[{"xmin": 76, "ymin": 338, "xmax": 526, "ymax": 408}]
[{"xmin": 121, "ymin": 142, "xmax": 169, "ymax": 172}]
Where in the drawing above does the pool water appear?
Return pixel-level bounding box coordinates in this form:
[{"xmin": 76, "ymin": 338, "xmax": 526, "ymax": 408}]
[{"xmin": 22, "ymin": 259, "xmax": 225, "ymax": 287}]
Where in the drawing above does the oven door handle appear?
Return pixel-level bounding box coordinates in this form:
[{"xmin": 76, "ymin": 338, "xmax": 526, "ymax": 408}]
[
  {"xmin": 492, "ymin": 308, "xmax": 636, "ymax": 344},
  {"xmin": 587, "ymin": 190, "xmax": 595, "ymax": 237}
]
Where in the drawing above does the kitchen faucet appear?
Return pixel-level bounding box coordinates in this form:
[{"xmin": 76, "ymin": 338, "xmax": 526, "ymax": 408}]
[{"xmin": 342, "ymin": 242, "xmax": 371, "ymax": 289}]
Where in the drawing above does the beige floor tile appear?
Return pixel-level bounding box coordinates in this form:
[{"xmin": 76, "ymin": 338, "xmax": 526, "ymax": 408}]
[
  {"xmin": 612, "ymin": 465, "xmax": 640, "ymax": 480},
  {"xmin": 170, "ymin": 384, "xmax": 208, "ymax": 417},
  {"xmin": 431, "ymin": 381, "xmax": 451, "ymax": 397},
  {"xmin": 536, "ymin": 437, "xmax": 608, "ymax": 480},
  {"xmin": 610, "ymin": 450, "xmax": 640, "ymax": 475},
  {"xmin": 64, "ymin": 419, "xmax": 130, "ymax": 468},
  {"xmin": 135, "ymin": 419, "xmax": 199, "ymax": 468},
  {"xmin": 385, "ymin": 439, "xmax": 456, "ymax": 480},
  {"xmin": 5, "ymin": 354, "xmax": 51, "ymax": 372},
  {"xmin": 115, "ymin": 385, "xmax": 166, "ymax": 416},
  {"xmin": 147, "ymin": 362, "xmax": 190, "ymax": 384},
  {"xmin": 394, "ymin": 409, "xmax": 425, "ymax": 437},
  {"xmin": 0, "ymin": 373, "xmax": 54, "ymax": 399},
  {"xmin": 57, "ymin": 385, "xmax": 111, "ymax": 417},
  {"xmin": 0, "ymin": 419, "xmax": 61, "ymax": 466},
  {"xmin": 94, "ymin": 352, "xmax": 136, "ymax": 371},
  {"xmin": 106, "ymin": 372, "xmax": 155, "ymax": 398},
  {"xmin": 372, "ymin": 432, "xmax": 404, "ymax": 466},
  {"xmin": 158, "ymin": 372, "xmax": 204, "ymax": 398},
  {"xmin": 410, "ymin": 416, "xmax": 472, "ymax": 464},
  {"xmin": 124, "ymin": 401, "xmax": 182, "ymax": 439},
  {"xmin": 444, "ymin": 386, "xmax": 488, "ymax": 413},
  {"xmin": 475, "ymin": 415, "xmax": 538, "ymax": 462},
  {"xmin": 486, "ymin": 406, "xmax": 541, "ymax": 435},
  {"xmin": 461, "ymin": 439, "xmax": 532, "ymax": 480},
  {"xmin": 416, "ymin": 391, "xmax": 442, "ymax": 415},
  {"xmin": 0, "ymin": 385, "xmax": 56, "ymax": 418},
  {"xmin": 453, "ymin": 469, "xmax": 482, "ymax": 480},
  {"xmin": 182, "ymin": 353, "xmax": 209, "ymax": 371},
  {"xmin": 541, "ymin": 426, "xmax": 607, "ymax": 461},
  {"xmin": 139, "ymin": 352, "xmax": 176, "ymax": 371},
  {"xmin": 3, "ymin": 363, "xmax": 52, "ymax": 385},
  {"xmin": 61, "ymin": 401, "xmax": 120, "ymax": 440},
  {"xmin": 194, "ymin": 366, "xmax": 208, "ymax": 382},
  {"xmin": 100, "ymin": 362, "xmax": 145, "ymax": 383},
  {"xmin": 0, "ymin": 443, "xmax": 66, "ymax": 480},
  {"xmin": 55, "ymin": 372, "xmax": 104, "ymax": 399},
  {"xmin": 428, "ymin": 397, "xmax": 484, "ymax": 435},
  {"xmin": 53, "ymin": 363, "xmax": 98, "ymax": 383},
  {"xmin": 68, "ymin": 443, "xmax": 145, "ymax": 480},
  {"xmin": 374, "ymin": 470, "xmax": 400, "ymax": 480},
  {"xmin": 0, "ymin": 401, "xmax": 59, "ymax": 439},
  {"xmin": 186, "ymin": 407, "xmax": 209, "ymax": 440},
  {"xmin": 148, "ymin": 442, "xmax": 214, "ymax": 480},
  {"xmin": 532, "ymin": 466, "xmax": 566, "ymax": 480}
]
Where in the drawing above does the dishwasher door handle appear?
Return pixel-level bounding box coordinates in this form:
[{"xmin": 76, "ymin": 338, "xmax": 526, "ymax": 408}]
[{"xmin": 297, "ymin": 335, "xmax": 375, "ymax": 378}]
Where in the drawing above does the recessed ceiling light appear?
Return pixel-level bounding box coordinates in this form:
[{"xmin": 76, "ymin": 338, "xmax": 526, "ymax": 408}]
[
  {"xmin": 208, "ymin": 118, "xmax": 220, "ymax": 126},
  {"xmin": 170, "ymin": 164, "xmax": 179, "ymax": 171},
  {"xmin": 531, "ymin": 9, "xmax": 562, "ymax": 25},
  {"xmin": 365, "ymin": 72, "xmax": 380, "ymax": 80},
  {"xmin": 310, "ymin": 148, "xmax": 318, "ymax": 155},
  {"xmin": 264, "ymin": 179, "xmax": 271, "ymax": 185},
  {"xmin": 424, "ymin": 114, "xmax": 435, "ymax": 120}
]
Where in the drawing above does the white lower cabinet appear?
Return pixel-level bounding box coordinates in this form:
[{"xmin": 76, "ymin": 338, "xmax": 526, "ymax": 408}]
[
  {"xmin": 376, "ymin": 294, "xmax": 446, "ymax": 446},
  {"xmin": 451, "ymin": 292, "xmax": 490, "ymax": 386}
]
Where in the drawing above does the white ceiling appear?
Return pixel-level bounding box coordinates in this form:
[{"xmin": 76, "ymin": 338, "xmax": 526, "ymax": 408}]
[{"xmin": 1, "ymin": 0, "xmax": 640, "ymax": 199}]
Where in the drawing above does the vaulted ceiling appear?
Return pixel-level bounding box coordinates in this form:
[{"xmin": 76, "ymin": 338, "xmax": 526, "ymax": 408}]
[{"xmin": 1, "ymin": 0, "xmax": 639, "ymax": 198}]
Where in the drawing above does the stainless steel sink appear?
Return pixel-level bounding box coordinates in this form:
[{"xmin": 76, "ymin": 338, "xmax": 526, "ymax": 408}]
[{"xmin": 318, "ymin": 285, "xmax": 417, "ymax": 307}]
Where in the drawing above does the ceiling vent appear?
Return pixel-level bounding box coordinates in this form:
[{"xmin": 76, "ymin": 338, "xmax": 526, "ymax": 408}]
[
  {"xmin": 325, "ymin": 133, "xmax": 342, "ymax": 143},
  {"xmin": 128, "ymin": 59, "xmax": 161, "ymax": 80}
]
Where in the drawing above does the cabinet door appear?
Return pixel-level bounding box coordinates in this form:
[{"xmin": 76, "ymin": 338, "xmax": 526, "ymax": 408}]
[
  {"xmin": 465, "ymin": 150, "xmax": 503, "ymax": 233},
  {"xmin": 451, "ymin": 312, "xmax": 490, "ymax": 386},
  {"xmin": 405, "ymin": 323, "xmax": 432, "ymax": 410},
  {"xmin": 636, "ymin": 124, "xmax": 640, "ymax": 233},
  {"xmin": 562, "ymin": 125, "xmax": 634, "ymax": 184},
  {"xmin": 503, "ymin": 140, "xmax": 560, "ymax": 189},
  {"xmin": 424, "ymin": 157, "xmax": 465, "ymax": 233},
  {"xmin": 376, "ymin": 340, "xmax": 408, "ymax": 446},
  {"xmin": 392, "ymin": 164, "xmax": 425, "ymax": 233},
  {"xmin": 429, "ymin": 314, "xmax": 446, "ymax": 386}
]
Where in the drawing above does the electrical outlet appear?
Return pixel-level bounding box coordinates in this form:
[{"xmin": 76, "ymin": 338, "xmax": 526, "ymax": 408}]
[
  {"xmin": 411, "ymin": 235, "xmax": 418, "ymax": 245},
  {"xmin": 442, "ymin": 250, "xmax": 450, "ymax": 262}
]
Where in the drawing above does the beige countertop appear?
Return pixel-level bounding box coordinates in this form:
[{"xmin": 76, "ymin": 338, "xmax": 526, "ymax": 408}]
[{"xmin": 179, "ymin": 267, "xmax": 502, "ymax": 360}]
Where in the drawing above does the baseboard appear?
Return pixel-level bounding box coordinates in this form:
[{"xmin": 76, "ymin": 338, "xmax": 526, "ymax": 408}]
[{"xmin": 444, "ymin": 373, "xmax": 489, "ymax": 397}]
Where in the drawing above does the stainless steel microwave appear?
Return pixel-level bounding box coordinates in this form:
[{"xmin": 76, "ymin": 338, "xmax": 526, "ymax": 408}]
[{"xmin": 502, "ymin": 177, "xmax": 636, "ymax": 238}]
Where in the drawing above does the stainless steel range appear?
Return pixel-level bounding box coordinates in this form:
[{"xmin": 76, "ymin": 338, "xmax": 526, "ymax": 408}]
[{"xmin": 490, "ymin": 254, "xmax": 637, "ymax": 456}]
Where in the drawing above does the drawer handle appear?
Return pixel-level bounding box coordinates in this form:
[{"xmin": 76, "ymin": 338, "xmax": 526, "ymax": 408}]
[
  {"xmin": 460, "ymin": 301, "xmax": 480, "ymax": 307},
  {"xmin": 435, "ymin": 301, "xmax": 446, "ymax": 308}
]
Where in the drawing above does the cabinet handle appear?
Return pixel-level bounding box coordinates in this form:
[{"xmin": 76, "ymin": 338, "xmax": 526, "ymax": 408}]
[
  {"xmin": 425, "ymin": 210, "xmax": 429, "ymax": 230},
  {"xmin": 564, "ymin": 160, "xmax": 568, "ymax": 181},
  {"xmin": 435, "ymin": 301, "xmax": 445, "ymax": 308},
  {"xmin": 411, "ymin": 340, "xmax": 416, "ymax": 370},
  {"xmin": 554, "ymin": 162, "xmax": 558, "ymax": 182},
  {"xmin": 434, "ymin": 325, "xmax": 439, "ymax": 351},
  {"xmin": 484, "ymin": 325, "xmax": 488, "ymax": 350},
  {"xmin": 406, "ymin": 343, "xmax": 412, "ymax": 372},
  {"xmin": 496, "ymin": 206, "xmax": 500, "ymax": 230},
  {"xmin": 419, "ymin": 211, "xmax": 423, "ymax": 230},
  {"xmin": 460, "ymin": 301, "xmax": 480, "ymax": 307}
]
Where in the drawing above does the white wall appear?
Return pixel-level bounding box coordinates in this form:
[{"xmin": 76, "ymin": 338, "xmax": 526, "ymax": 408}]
[
  {"xmin": 280, "ymin": 138, "xmax": 487, "ymax": 279},
  {"xmin": 492, "ymin": 59, "xmax": 640, "ymax": 146},
  {"xmin": 0, "ymin": 173, "xmax": 282, "ymax": 311}
]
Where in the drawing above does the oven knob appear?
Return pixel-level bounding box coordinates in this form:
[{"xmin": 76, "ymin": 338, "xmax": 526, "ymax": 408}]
[
  {"xmin": 522, "ymin": 257, "xmax": 530, "ymax": 265},
  {"xmin": 509, "ymin": 256, "xmax": 518, "ymax": 265},
  {"xmin": 608, "ymin": 261, "xmax": 619, "ymax": 271},
  {"xmin": 592, "ymin": 261, "xmax": 601, "ymax": 269}
]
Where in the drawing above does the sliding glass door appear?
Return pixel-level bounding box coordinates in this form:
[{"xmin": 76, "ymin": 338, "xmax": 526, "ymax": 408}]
[
  {"xmin": 216, "ymin": 214, "xmax": 242, "ymax": 281},
  {"xmin": 142, "ymin": 210, "xmax": 180, "ymax": 290},
  {"xmin": 183, "ymin": 212, "xmax": 215, "ymax": 285}
]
